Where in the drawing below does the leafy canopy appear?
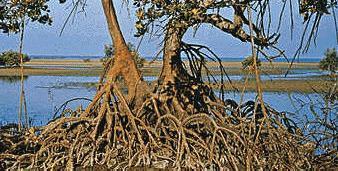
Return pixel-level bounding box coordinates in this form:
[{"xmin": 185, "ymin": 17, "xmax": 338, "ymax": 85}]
[
  {"xmin": 133, "ymin": 0, "xmax": 337, "ymax": 48},
  {"xmin": 0, "ymin": 0, "xmax": 52, "ymax": 33},
  {"xmin": 0, "ymin": 0, "xmax": 69, "ymax": 33}
]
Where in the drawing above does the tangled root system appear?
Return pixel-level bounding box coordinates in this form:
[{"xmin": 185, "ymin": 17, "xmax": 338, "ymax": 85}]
[{"xmin": 0, "ymin": 78, "xmax": 326, "ymax": 170}]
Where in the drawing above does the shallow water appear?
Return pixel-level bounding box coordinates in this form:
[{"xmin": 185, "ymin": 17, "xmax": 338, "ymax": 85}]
[
  {"xmin": 0, "ymin": 75, "xmax": 323, "ymax": 126},
  {"xmin": 0, "ymin": 76, "xmax": 98, "ymax": 125},
  {"xmin": 143, "ymin": 70, "xmax": 329, "ymax": 82}
]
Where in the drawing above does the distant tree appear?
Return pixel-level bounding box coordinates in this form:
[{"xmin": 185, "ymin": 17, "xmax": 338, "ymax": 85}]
[
  {"xmin": 0, "ymin": 50, "xmax": 30, "ymax": 67},
  {"xmin": 242, "ymin": 56, "xmax": 262, "ymax": 71},
  {"xmin": 103, "ymin": 44, "xmax": 114, "ymax": 58},
  {"xmin": 101, "ymin": 42, "xmax": 145, "ymax": 68},
  {"xmin": 83, "ymin": 58, "xmax": 91, "ymax": 63},
  {"xmin": 127, "ymin": 42, "xmax": 146, "ymax": 68},
  {"xmin": 319, "ymin": 48, "xmax": 337, "ymax": 76}
]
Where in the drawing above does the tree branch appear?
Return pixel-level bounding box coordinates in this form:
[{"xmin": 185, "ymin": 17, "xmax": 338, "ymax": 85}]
[{"xmin": 202, "ymin": 14, "xmax": 276, "ymax": 46}]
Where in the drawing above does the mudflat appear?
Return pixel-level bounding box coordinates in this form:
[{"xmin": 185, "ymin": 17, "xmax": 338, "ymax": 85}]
[
  {"xmin": 0, "ymin": 59, "xmax": 319, "ymax": 76},
  {"xmin": 0, "ymin": 59, "xmax": 331, "ymax": 93}
]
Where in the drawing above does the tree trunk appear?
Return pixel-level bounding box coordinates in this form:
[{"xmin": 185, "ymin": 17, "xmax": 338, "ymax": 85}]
[
  {"xmin": 160, "ymin": 27, "xmax": 191, "ymax": 84},
  {"xmin": 101, "ymin": 0, "xmax": 147, "ymax": 104}
]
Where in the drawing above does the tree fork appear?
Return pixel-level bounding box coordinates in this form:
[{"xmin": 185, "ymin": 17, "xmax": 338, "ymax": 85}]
[{"xmin": 100, "ymin": 0, "xmax": 148, "ymax": 106}]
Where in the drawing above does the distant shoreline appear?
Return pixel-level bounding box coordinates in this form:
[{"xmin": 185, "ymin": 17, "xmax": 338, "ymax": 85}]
[
  {"xmin": 29, "ymin": 55, "xmax": 323, "ymax": 63},
  {"xmin": 0, "ymin": 59, "xmax": 320, "ymax": 77},
  {"xmin": 0, "ymin": 59, "xmax": 332, "ymax": 93}
]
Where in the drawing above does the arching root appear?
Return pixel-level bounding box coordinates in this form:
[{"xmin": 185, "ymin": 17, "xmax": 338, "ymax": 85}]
[{"xmin": 0, "ymin": 80, "xmax": 321, "ymax": 170}]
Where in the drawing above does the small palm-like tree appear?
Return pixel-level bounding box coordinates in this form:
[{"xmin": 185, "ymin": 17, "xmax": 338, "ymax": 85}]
[{"xmin": 319, "ymin": 48, "xmax": 337, "ymax": 76}]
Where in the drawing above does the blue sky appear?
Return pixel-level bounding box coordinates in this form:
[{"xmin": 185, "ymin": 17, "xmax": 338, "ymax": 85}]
[{"xmin": 0, "ymin": 1, "xmax": 337, "ymax": 59}]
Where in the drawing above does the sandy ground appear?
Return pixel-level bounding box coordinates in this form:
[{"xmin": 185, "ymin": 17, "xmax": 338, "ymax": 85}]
[
  {"xmin": 0, "ymin": 59, "xmax": 319, "ymax": 76},
  {"xmin": 25, "ymin": 59, "xmax": 319, "ymax": 68}
]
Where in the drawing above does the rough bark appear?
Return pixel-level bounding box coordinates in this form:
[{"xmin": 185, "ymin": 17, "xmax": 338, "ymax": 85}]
[
  {"xmin": 101, "ymin": 0, "xmax": 148, "ymax": 105},
  {"xmin": 203, "ymin": 14, "xmax": 268, "ymax": 46},
  {"xmin": 160, "ymin": 27, "xmax": 191, "ymax": 84},
  {"xmin": 155, "ymin": 26, "xmax": 216, "ymax": 119}
]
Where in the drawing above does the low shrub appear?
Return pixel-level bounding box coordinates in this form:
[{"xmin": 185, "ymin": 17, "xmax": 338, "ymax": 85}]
[
  {"xmin": 101, "ymin": 42, "xmax": 145, "ymax": 68},
  {"xmin": 0, "ymin": 50, "xmax": 30, "ymax": 67},
  {"xmin": 83, "ymin": 58, "xmax": 91, "ymax": 63}
]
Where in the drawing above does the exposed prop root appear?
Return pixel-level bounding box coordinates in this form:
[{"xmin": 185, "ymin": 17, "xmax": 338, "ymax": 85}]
[{"xmin": 0, "ymin": 80, "xmax": 328, "ymax": 170}]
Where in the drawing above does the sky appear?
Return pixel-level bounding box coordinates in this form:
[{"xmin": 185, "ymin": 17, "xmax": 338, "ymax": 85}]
[{"xmin": 0, "ymin": 1, "xmax": 337, "ymax": 59}]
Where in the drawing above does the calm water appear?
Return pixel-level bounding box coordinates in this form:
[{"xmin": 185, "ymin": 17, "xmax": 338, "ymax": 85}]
[
  {"xmin": 0, "ymin": 76, "xmax": 98, "ymax": 125},
  {"xmin": 0, "ymin": 75, "xmax": 323, "ymax": 126},
  {"xmin": 144, "ymin": 69, "xmax": 328, "ymax": 82}
]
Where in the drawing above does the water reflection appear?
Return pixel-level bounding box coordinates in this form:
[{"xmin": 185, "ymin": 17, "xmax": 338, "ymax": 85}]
[
  {"xmin": 143, "ymin": 70, "xmax": 329, "ymax": 82},
  {"xmin": 0, "ymin": 76, "xmax": 28, "ymax": 83},
  {"xmin": 0, "ymin": 76, "xmax": 98, "ymax": 125},
  {"xmin": 0, "ymin": 75, "xmax": 323, "ymax": 126}
]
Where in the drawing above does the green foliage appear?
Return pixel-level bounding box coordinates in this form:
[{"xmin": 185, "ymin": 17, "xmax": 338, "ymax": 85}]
[
  {"xmin": 127, "ymin": 42, "xmax": 145, "ymax": 68},
  {"xmin": 100, "ymin": 44, "xmax": 114, "ymax": 64},
  {"xmin": 100, "ymin": 44, "xmax": 115, "ymax": 64},
  {"xmin": 133, "ymin": 0, "xmax": 223, "ymax": 36},
  {"xmin": 299, "ymin": 0, "xmax": 336, "ymax": 20},
  {"xmin": 83, "ymin": 58, "xmax": 91, "ymax": 63},
  {"xmin": 133, "ymin": 0, "xmax": 337, "ymax": 37},
  {"xmin": 319, "ymin": 48, "xmax": 337, "ymax": 75},
  {"xmin": 0, "ymin": 0, "xmax": 54, "ymax": 33},
  {"xmin": 104, "ymin": 44, "xmax": 114, "ymax": 58},
  {"xmin": 241, "ymin": 56, "xmax": 261, "ymax": 70},
  {"xmin": 101, "ymin": 42, "xmax": 145, "ymax": 68},
  {"xmin": 0, "ymin": 50, "xmax": 30, "ymax": 67}
]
